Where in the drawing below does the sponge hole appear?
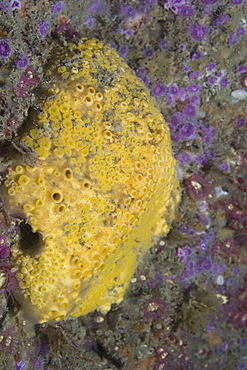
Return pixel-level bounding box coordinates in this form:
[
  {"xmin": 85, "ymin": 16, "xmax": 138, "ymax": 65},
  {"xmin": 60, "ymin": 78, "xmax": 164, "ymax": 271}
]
[
  {"xmin": 51, "ymin": 191, "xmax": 63, "ymax": 202},
  {"xmin": 19, "ymin": 221, "xmax": 41, "ymax": 255},
  {"xmin": 63, "ymin": 168, "xmax": 73, "ymax": 180}
]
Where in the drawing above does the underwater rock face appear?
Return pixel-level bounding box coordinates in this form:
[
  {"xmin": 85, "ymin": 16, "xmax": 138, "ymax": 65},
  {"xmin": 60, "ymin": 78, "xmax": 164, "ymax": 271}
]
[{"xmin": 2, "ymin": 38, "xmax": 180, "ymax": 323}]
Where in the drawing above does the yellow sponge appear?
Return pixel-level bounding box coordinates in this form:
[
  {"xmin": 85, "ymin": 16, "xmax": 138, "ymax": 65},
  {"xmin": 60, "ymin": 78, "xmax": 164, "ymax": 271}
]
[{"xmin": 2, "ymin": 38, "xmax": 180, "ymax": 323}]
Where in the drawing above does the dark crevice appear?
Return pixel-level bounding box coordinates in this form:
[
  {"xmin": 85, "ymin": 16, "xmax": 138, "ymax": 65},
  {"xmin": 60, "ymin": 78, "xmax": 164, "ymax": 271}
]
[{"xmin": 19, "ymin": 221, "xmax": 42, "ymax": 256}]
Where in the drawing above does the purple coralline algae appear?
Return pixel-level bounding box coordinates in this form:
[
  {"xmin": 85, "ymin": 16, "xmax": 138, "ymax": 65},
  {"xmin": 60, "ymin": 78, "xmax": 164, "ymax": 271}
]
[
  {"xmin": 189, "ymin": 24, "xmax": 207, "ymax": 41},
  {"xmin": 0, "ymin": 235, "xmax": 10, "ymax": 259},
  {"xmin": 15, "ymin": 55, "xmax": 29, "ymax": 69},
  {"xmin": 143, "ymin": 298, "xmax": 167, "ymax": 321},
  {"xmin": 186, "ymin": 173, "xmax": 212, "ymax": 200},
  {"xmin": 0, "ymin": 39, "xmax": 11, "ymax": 58},
  {"xmin": 15, "ymin": 66, "xmax": 39, "ymax": 98},
  {"xmin": 37, "ymin": 21, "xmax": 49, "ymax": 39}
]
